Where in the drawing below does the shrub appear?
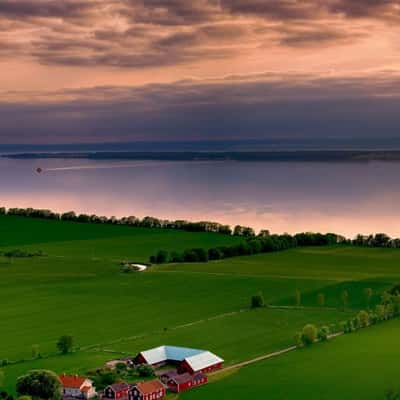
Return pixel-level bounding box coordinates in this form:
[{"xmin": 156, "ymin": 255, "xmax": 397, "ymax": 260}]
[
  {"xmin": 317, "ymin": 326, "xmax": 330, "ymax": 341},
  {"xmin": 208, "ymin": 248, "xmax": 223, "ymax": 260},
  {"xmin": 56, "ymin": 335, "xmax": 73, "ymax": 354},
  {"xmin": 251, "ymin": 292, "xmax": 265, "ymax": 309},
  {"xmin": 16, "ymin": 370, "xmax": 61, "ymax": 400},
  {"xmin": 155, "ymin": 250, "xmax": 169, "ymax": 264},
  {"xmin": 301, "ymin": 324, "xmax": 317, "ymax": 346},
  {"xmin": 137, "ymin": 364, "xmax": 155, "ymax": 377},
  {"xmin": 358, "ymin": 310, "xmax": 370, "ymax": 328}
]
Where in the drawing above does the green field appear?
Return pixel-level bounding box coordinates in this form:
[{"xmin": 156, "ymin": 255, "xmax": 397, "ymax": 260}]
[
  {"xmin": 1, "ymin": 215, "xmax": 400, "ymax": 398},
  {"xmin": 181, "ymin": 318, "xmax": 400, "ymax": 400}
]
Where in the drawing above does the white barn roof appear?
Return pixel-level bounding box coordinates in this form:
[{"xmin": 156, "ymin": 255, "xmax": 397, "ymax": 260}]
[
  {"xmin": 184, "ymin": 351, "xmax": 224, "ymax": 372},
  {"xmin": 139, "ymin": 345, "xmax": 223, "ymax": 369}
]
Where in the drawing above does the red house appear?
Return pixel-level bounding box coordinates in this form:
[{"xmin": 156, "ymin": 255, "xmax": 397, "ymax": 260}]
[
  {"xmin": 128, "ymin": 380, "xmax": 165, "ymax": 400},
  {"xmin": 104, "ymin": 383, "xmax": 131, "ymax": 400},
  {"xmin": 166, "ymin": 372, "xmax": 208, "ymax": 393}
]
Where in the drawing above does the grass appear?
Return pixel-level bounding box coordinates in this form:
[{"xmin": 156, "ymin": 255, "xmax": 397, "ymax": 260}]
[
  {"xmin": 1, "ymin": 215, "xmax": 400, "ymax": 397},
  {"xmin": 180, "ymin": 318, "xmax": 400, "ymax": 400}
]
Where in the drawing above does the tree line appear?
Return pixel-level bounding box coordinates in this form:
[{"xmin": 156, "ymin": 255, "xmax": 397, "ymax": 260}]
[
  {"xmin": 150, "ymin": 232, "xmax": 342, "ymax": 264},
  {"xmin": 5, "ymin": 206, "xmax": 400, "ymax": 250},
  {"xmin": 294, "ymin": 290, "xmax": 400, "ymax": 350},
  {"xmin": 0, "ymin": 207, "xmax": 236, "ymax": 235}
]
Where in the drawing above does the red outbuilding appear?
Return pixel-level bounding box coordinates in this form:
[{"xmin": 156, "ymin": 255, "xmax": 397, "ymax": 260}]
[
  {"xmin": 129, "ymin": 379, "xmax": 165, "ymax": 400},
  {"xmin": 167, "ymin": 372, "xmax": 208, "ymax": 393},
  {"xmin": 104, "ymin": 383, "xmax": 131, "ymax": 400}
]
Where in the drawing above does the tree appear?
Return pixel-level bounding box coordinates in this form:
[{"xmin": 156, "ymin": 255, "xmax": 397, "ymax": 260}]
[
  {"xmin": 137, "ymin": 365, "xmax": 155, "ymax": 378},
  {"xmin": 385, "ymin": 388, "xmax": 400, "ymax": 400},
  {"xmin": 317, "ymin": 293, "xmax": 325, "ymax": 307},
  {"xmin": 294, "ymin": 332, "xmax": 303, "ymax": 348},
  {"xmin": 295, "ymin": 290, "xmax": 301, "ymax": 307},
  {"xmin": 56, "ymin": 335, "xmax": 73, "ymax": 354},
  {"xmin": 364, "ymin": 288, "xmax": 373, "ymax": 309},
  {"xmin": 155, "ymin": 250, "xmax": 169, "ymax": 264},
  {"xmin": 358, "ymin": 310, "xmax": 369, "ymax": 328},
  {"xmin": 16, "ymin": 370, "xmax": 61, "ymax": 400},
  {"xmin": 340, "ymin": 290, "xmax": 349, "ymax": 311},
  {"xmin": 301, "ymin": 324, "xmax": 317, "ymax": 346},
  {"xmin": 251, "ymin": 292, "xmax": 265, "ymax": 309},
  {"xmin": 317, "ymin": 326, "xmax": 330, "ymax": 341},
  {"xmin": 31, "ymin": 345, "xmax": 40, "ymax": 359},
  {"xmin": 0, "ymin": 370, "xmax": 4, "ymax": 388}
]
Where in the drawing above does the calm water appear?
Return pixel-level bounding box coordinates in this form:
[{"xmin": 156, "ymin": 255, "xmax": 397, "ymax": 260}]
[{"xmin": 1, "ymin": 157, "xmax": 400, "ymax": 237}]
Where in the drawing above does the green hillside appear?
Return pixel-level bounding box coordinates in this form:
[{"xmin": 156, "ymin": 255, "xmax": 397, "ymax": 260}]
[{"xmin": 0, "ymin": 215, "xmax": 399, "ymax": 398}]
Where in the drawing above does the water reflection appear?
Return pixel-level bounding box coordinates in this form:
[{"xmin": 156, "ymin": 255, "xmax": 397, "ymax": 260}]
[{"xmin": 1, "ymin": 158, "xmax": 400, "ymax": 237}]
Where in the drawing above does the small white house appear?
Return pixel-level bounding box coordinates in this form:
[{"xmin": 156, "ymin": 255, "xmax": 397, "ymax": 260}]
[{"xmin": 59, "ymin": 374, "xmax": 97, "ymax": 399}]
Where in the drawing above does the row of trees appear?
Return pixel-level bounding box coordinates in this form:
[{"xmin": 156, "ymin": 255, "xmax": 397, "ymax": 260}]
[
  {"xmin": 295, "ymin": 292, "xmax": 400, "ymax": 349},
  {"xmin": 150, "ymin": 233, "xmax": 344, "ymax": 264},
  {"xmin": 6, "ymin": 206, "xmax": 400, "ymax": 249},
  {"xmin": 0, "ymin": 207, "xmax": 235, "ymax": 235}
]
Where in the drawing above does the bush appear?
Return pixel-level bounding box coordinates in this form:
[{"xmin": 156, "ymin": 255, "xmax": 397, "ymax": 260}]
[
  {"xmin": 137, "ymin": 364, "xmax": 155, "ymax": 377},
  {"xmin": 301, "ymin": 324, "xmax": 317, "ymax": 346},
  {"xmin": 251, "ymin": 292, "xmax": 265, "ymax": 309},
  {"xmin": 358, "ymin": 310, "xmax": 370, "ymax": 327},
  {"xmin": 317, "ymin": 326, "xmax": 330, "ymax": 341},
  {"xmin": 155, "ymin": 250, "xmax": 169, "ymax": 264},
  {"xmin": 56, "ymin": 335, "xmax": 73, "ymax": 354},
  {"xmin": 16, "ymin": 370, "xmax": 61, "ymax": 400}
]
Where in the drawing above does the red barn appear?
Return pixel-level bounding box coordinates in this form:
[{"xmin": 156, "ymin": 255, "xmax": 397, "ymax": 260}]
[
  {"xmin": 128, "ymin": 380, "xmax": 165, "ymax": 400},
  {"xmin": 134, "ymin": 346, "xmax": 223, "ymax": 374},
  {"xmin": 177, "ymin": 351, "xmax": 223, "ymax": 374},
  {"xmin": 104, "ymin": 383, "xmax": 130, "ymax": 400},
  {"xmin": 167, "ymin": 372, "xmax": 208, "ymax": 393}
]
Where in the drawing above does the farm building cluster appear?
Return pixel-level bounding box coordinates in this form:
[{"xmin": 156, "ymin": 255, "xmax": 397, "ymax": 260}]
[{"xmin": 59, "ymin": 345, "xmax": 223, "ymax": 399}]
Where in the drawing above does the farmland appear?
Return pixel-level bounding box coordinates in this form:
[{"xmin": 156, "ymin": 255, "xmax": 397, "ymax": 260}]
[
  {"xmin": 181, "ymin": 318, "xmax": 400, "ymax": 400},
  {"xmin": 1, "ymin": 215, "xmax": 400, "ymax": 398}
]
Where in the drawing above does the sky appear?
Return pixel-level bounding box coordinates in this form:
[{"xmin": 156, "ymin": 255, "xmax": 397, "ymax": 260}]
[{"xmin": 1, "ymin": 0, "xmax": 400, "ymax": 145}]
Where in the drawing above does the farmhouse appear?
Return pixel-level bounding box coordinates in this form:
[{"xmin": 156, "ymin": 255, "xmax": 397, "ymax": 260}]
[
  {"xmin": 134, "ymin": 345, "xmax": 223, "ymax": 374},
  {"xmin": 128, "ymin": 380, "xmax": 165, "ymax": 400},
  {"xmin": 166, "ymin": 372, "xmax": 208, "ymax": 393},
  {"xmin": 104, "ymin": 382, "xmax": 131, "ymax": 400},
  {"xmin": 59, "ymin": 374, "xmax": 97, "ymax": 399}
]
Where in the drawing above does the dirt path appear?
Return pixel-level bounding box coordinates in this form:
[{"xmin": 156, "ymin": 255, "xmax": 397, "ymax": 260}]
[{"xmin": 210, "ymin": 332, "xmax": 344, "ymax": 376}]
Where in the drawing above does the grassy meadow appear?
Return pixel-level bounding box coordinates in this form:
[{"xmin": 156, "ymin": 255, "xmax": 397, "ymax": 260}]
[
  {"xmin": 1, "ymin": 215, "xmax": 400, "ymax": 398},
  {"xmin": 181, "ymin": 318, "xmax": 400, "ymax": 400}
]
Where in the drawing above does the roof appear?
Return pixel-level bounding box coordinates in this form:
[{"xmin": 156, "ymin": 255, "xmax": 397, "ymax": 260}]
[
  {"xmin": 135, "ymin": 380, "xmax": 164, "ymax": 395},
  {"xmin": 139, "ymin": 346, "xmax": 209, "ymax": 365},
  {"xmin": 160, "ymin": 370, "xmax": 179, "ymax": 379},
  {"xmin": 109, "ymin": 382, "xmax": 131, "ymax": 392},
  {"xmin": 184, "ymin": 351, "xmax": 224, "ymax": 372},
  {"xmin": 169, "ymin": 372, "xmax": 207, "ymax": 385},
  {"xmin": 59, "ymin": 375, "xmax": 87, "ymax": 389},
  {"xmin": 169, "ymin": 373, "xmax": 192, "ymax": 385}
]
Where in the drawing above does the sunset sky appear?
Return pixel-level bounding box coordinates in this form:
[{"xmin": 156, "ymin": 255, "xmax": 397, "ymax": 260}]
[{"xmin": 1, "ymin": 0, "xmax": 400, "ymax": 144}]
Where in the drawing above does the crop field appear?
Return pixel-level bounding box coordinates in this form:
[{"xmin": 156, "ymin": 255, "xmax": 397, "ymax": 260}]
[{"xmin": 1, "ymin": 215, "xmax": 400, "ymax": 397}]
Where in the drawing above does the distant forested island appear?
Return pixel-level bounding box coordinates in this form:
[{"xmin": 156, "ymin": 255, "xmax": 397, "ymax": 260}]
[{"xmin": 6, "ymin": 150, "xmax": 400, "ymax": 162}]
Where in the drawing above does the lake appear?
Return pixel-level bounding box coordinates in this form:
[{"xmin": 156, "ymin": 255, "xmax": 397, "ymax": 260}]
[{"xmin": 1, "ymin": 157, "xmax": 400, "ymax": 238}]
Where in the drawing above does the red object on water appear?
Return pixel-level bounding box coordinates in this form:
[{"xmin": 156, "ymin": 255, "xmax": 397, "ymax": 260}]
[{"xmin": 36, "ymin": 167, "xmax": 43, "ymax": 174}]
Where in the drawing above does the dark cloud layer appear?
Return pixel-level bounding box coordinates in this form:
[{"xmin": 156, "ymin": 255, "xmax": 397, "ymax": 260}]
[
  {"xmin": 0, "ymin": 0, "xmax": 398, "ymax": 68},
  {"xmin": 1, "ymin": 72, "xmax": 400, "ymax": 143}
]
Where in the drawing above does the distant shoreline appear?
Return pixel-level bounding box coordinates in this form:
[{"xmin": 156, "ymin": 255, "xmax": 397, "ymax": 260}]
[{"xmin": 5, "ymin": 150, "xmax": 400, "ymax": 162}]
